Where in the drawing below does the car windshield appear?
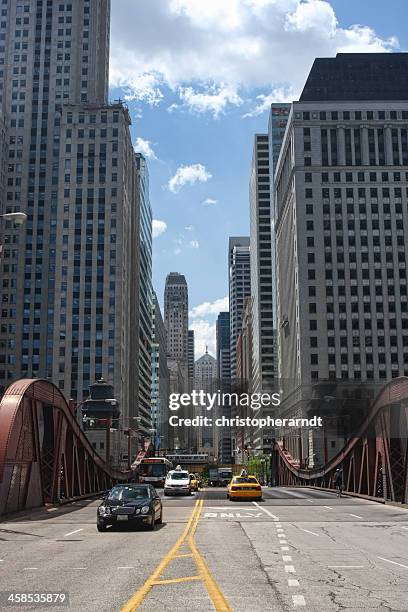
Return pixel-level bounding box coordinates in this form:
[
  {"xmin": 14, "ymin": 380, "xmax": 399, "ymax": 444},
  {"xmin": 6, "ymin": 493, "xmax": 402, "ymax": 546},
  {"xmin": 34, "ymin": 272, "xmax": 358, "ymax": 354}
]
[
  {"xmin": 107, "ymin": 486, "xmax": 150, "ymax": 501},
  {"xmin": 170, "ymin": 472, "xmax": 189, "ymax": 480},
  {"xmin": 233, "ymin": 477, "xmax": 258, "ymax": 484}
]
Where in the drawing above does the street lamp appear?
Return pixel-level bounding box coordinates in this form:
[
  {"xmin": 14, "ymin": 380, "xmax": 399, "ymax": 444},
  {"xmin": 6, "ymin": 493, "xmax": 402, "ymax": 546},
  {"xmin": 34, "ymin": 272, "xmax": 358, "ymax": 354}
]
[{"xmin": 0, "ymin": 211, "xmax": 27, "ymax": 225}]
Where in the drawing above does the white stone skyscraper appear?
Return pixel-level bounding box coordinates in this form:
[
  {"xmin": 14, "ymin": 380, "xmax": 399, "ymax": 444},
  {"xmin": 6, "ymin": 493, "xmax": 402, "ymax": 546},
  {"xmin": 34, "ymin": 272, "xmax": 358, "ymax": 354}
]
[{"xmin": 274, "ymin": 52, "xmax": 408, "ymax": 463}]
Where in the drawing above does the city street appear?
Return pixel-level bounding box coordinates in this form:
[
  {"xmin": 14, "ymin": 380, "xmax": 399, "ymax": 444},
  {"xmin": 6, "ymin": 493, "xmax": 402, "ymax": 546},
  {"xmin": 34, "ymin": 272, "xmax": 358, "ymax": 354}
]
[{"xmin": 1, "ymin": 488, "xmax": 408, "ymax": 611}]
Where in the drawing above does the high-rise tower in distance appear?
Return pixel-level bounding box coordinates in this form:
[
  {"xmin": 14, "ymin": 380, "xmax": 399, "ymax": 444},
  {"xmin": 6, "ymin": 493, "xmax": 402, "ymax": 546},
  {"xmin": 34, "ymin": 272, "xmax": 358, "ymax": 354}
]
[{"xmin": 164, "ymin": 272, "xmax": 188, "ymax": 361}]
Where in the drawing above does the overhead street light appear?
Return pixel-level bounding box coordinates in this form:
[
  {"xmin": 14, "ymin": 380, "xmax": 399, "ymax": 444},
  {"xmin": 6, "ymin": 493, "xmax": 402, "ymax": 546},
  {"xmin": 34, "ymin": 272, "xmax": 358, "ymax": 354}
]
[{"xmin": 0, "ymin": 211, "xmax": 27, "ymax": 225}]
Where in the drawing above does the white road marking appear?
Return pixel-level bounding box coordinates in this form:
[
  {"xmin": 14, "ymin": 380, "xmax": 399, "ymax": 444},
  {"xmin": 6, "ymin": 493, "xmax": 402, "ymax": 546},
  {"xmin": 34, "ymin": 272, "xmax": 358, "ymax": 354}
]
[
  {"xmin": 306, "ymin": 499, "xmax": 314, "ymax": 503},
  {"xmin": 282, "ymin": 555, "xmax": 292, "ymax": 562},
  {"xmin": 280, "ymin": 540, "xmax": 288, "ymax": 545},
  {"xmin": 400, "ymin": 526, "xmax": 408, "ymax": 530},
  {"xmin": 292, "ymin": 595, "xmax": 306, "ymax": 606},
  {"xmin": 288, "ymin": 579, "xmax": 300, "ymax": 587},
  {"xmin": 71, "ymin": 567, "xmax": 87, "ymax": 570},
  {"xmin": 278, "ymin": 534, "xmax": 286, "ymax": 539},
  {"xmin": 277, "ymin": 528, "xmax": 284, "ymax": 532},
  {"xmin": 117, "ymin": 566, "xmax": 134, "ymax": 569},
  {"xmin": 281, "ymin": 546, "xmax": 289, "ymax": 551},
  {"xmin": 299, "ymin": 528, "xmax": 320, "ymax": 537},
  {"xmin": 377, "ymin": 556, "xmax": 408, "ymax": 569},
  {"xmin": 64, "ymin": 528, "xmax": 83, "ymax": 537},
  {"xmin": 252, "ymin": 502, "xmax": 279, "ymax": 520},
  {"xmin": 349, "ymin": 514, "xmax": 363, "ymax": 519},
  {"xmin": 328, "ymin": 565, "xmax": 365, "ymax": 569},
  {"xmin": 285, "ymin": 565, "xmax": 295, "ymax": 573},
  {"xmin": 23, "ymin": 568, "xmax": 38, "ymax": 570},
  {"xmin": 323, "ymin": 506, "xmax": 333, "ymax": 510}
]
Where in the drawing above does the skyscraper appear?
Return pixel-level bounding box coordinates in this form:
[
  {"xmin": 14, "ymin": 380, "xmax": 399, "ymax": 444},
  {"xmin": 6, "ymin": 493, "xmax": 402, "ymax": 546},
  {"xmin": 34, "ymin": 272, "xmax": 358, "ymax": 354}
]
[
  {"xmin": 151, "ymin": 292, "xmax": 169, "ymax": 453},
  {"xmin": 136, "ymin": 152, "xmax": 153, "ymax": 438},
  {"xmin": 187, "ymin": 329, "xmax": 195, "ymax": 387},
  {"xmin": 0, "ymin": 0, "xmax": 112, "ymax": 394},
  {"xmin": 164, "ymin": 272, "xmax": 188, "ymax": 361},
  {"xmin": 274, "ymin": 52, "xmax": 408, "ymax": 463},
  {"xmin": 249, "ymin": 134, "xmax": 274, "ymax": 392},
  {"xmin": 216, "ymin": 311, "xmax": 232, "ymax": 463},
  {"xmin": 0, "ymin": 1, "xmax": 148, "ymax": 466},
  {"xmin": 228, "ymin": 237, "xmax": 251, "ymax": 380},
  {"xmin": 164, "ymin": 272, "xmax": 189, "ymax": 449},
  {"xmin": 194, "ymin": 348, "xmax": 217, "ymax": 457}
]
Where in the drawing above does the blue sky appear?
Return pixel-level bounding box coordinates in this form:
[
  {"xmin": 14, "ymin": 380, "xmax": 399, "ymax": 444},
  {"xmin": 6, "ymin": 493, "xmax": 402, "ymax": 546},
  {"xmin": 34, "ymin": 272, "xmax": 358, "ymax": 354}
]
[{"xmin": 109, "ymin": 0, "xmax": 406, "ymax": 357}]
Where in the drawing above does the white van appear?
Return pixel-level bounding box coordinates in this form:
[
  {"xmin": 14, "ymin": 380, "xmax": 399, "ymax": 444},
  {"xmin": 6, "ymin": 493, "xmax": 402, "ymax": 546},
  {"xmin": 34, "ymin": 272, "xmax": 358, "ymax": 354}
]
[{"xmin": 164, "ymin": 465, "xmax": 191, "ymax": 496}]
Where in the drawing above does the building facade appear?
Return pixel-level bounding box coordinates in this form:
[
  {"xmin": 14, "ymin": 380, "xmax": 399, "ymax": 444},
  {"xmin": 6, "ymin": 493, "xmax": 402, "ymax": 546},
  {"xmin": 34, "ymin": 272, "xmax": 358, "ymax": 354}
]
[
  {"xmin": 135, "ymin": 152, "xmax": 153, "ymax": 439},
  {"xmin": 0, "ymin": 1, "xmax": 151, "ymax": 467},
  {"xmin": 274, "ymin": 53, "xmax": 408, "ymax": 465},
  {"xmin": 228, "ymin": 237, "xmax": 251, "ymax": 380},
  {"xmin": 151, "ymin": 292, "xmax": 169, "ymax": 454},
  {"xmin": 216, "ymin": 311, "xmax": 232, "ymax": 463},
  {"xmin": 164, "ymin": 272, "xmax": 189, "ymax": 449},
  {"xmin": 249, "ymin": 134, "xmax": 274, "ymax": 392},
  {"xmin": 194, "ymin": 349, "xmax": 218, "ymax": 457},
  {"xmin": 0, "ymin": 0, "xmax": 112, "ymax": 393}
]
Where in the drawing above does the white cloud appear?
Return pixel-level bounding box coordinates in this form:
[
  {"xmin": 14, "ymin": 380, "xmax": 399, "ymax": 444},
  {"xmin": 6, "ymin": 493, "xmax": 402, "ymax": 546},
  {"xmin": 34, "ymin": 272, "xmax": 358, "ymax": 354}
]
[
  {"xmin": 110, "ymin": 0, "xmax": 399, "ymax": 115},
  {"xmin": 168, "ymin": 164, "xmax": 212, "ymax": 193},
  {"xmin": 190, "ymin": 296, "xmax": 229, "ymax": 319},
  {"xmin": 152, "ymin": 219, "xmax": 167, "ymax": 238},
  {"xmin": 190, "ymin": 319, "xmax": 216, "ymax": 358},
  {"xmin": 202, "ymin": 198, "xmax": 218, "ymax": 206},
  {"xmin": 189, "ymin": 239, "xmax": 199, "ymax": 249},
  {"xmin": 177, "ymin": 84, "xmax": 243, "ymax": 117},
  {"xmin": 243, "ymin": 86, "xmax": 295, "ymax": 118},
  {"xmin": 134, "ymin": 137, "xmax": 157, "ymax": 160},
  {"xmin": 184, "ymin": 225, "xmax": 194, "ymax": 231}
]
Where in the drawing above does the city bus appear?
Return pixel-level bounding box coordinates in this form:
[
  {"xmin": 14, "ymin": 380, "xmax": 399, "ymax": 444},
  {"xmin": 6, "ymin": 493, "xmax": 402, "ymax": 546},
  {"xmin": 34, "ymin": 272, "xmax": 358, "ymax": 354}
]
[{"xmin": 139, "ymin": 457, "xmax": 173, "ymax": 487}]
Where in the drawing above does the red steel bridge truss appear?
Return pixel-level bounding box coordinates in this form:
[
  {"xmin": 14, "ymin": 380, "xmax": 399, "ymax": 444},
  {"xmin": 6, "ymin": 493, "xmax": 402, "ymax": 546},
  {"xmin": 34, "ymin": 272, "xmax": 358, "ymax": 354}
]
[
  {"xmin": 1, "ymin": 377, "xmax": 408, "ymax": 515},
  {"xmin": 0, "ymin": 379, "xmax": 135, "ymax": 515},
  {"xmin": 273, "ymin": 377, "xmax": 408, "ymax": 504}
]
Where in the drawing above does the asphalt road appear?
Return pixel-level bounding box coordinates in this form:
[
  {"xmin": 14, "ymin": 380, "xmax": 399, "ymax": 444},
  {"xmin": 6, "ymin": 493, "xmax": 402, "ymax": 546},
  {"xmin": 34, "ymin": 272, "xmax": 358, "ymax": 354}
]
[{"xmin": 1, "ymin": 488, "xmax": 408, "ymax": 611}]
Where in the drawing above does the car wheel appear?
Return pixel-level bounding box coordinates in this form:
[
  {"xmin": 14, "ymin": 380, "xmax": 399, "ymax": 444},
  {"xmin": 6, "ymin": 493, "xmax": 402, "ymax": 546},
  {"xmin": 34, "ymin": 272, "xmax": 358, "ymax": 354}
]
[
  {"xmin": 97, "ymin": 523, "xmax": 107, "ymax": 532},
  {"xmin": 157, "ymin": 509, "xmax": 163, "ymax": 525},
  {"xmin": 149, "ymin": 515, "xmax": 156, "ymax": 530},
  {"xmin": 226, "ymin": 494, "xmax": 229, "ymax": 500}
]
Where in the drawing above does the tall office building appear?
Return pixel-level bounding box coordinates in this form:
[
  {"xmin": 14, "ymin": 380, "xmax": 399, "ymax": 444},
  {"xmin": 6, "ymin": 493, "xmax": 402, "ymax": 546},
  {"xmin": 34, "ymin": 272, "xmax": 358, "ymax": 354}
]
[
  {"xmin": 216, "ymin": 311, "xmax": 232, "ymax": 463},
  {"xmin": 194, "ymin": 349, "xmax": 218, "ymax": 457},
  {"xmin": 0, "ymin": 1, "xmax": 148, "ymax": 465},
  {"xmin": 187, "ymin": 329, "xmax": 195, "ymax": 387},
  {"xmin": 136, "ymin": 152, "xmax": 153, "ymax": 438},
  {"xmin": 0, "ymin": 0, "xmax": 112, "ymax": 393},
  {"xmin": 216, "ymin": 312, "xmax": 230, "ymax": 384},
  {"xmin": 164, "ymin": 272, "xmax": 189, "ymax": 449},
  {"xmin": 228, "ymin": 237, "xmax": 251, "ymax": 380},
  {"xmin": 249, "ymin": 134, "xmax": 274, "ymax": 392},
  {"xmin": 151, "ymin": 292, "xmax": 169, "ymax": 453},
  {"xmin": 268, "ymin": 104, "xmax": 291, "ymax": 336},
  {"xmin": 274, "ymin": 53, "xmax": 408, "ymax": 463},
  {"xmin": 164, "ymin": 272, "xmax": 188, "ymax": 361}
]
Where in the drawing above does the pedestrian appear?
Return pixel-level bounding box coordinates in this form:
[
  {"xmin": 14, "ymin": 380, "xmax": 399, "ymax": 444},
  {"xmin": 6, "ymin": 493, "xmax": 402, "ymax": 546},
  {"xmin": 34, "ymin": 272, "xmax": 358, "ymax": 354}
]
[{"xmin": 333, "ymin": 468, "xmax": 343, "ymax": 497}]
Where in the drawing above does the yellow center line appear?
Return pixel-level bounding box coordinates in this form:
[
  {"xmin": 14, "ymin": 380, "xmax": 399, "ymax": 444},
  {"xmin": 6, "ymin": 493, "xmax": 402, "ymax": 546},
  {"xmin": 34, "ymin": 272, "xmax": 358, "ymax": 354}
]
[
  {"xmin": 120, "ymin": 500, "xmax": 200, "ymax": 612},
  {"xmin": 152, "ymin": 575, "xmax": 201, "ymax": 585},
  {"xmin": 120, "ymin": 496, "xmax": 232, "ymax": 611}
]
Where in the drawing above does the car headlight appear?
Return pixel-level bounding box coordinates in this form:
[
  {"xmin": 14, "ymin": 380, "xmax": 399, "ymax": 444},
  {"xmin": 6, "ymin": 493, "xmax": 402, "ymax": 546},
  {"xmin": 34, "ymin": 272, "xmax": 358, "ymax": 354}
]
[
  {"xmin": 98, "ymin": 506, "xmax": 111, "ymax": 515},
  {"xmin": 141, "ymin": 505, "xmax": 150, "ymax": 514}
]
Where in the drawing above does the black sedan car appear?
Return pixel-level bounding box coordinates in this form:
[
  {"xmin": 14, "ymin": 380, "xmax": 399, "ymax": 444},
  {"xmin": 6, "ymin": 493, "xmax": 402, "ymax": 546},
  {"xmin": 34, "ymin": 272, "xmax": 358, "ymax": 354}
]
[{"xmin": 97, "ymin": 484, "xmax": 162, "ymax": 531}]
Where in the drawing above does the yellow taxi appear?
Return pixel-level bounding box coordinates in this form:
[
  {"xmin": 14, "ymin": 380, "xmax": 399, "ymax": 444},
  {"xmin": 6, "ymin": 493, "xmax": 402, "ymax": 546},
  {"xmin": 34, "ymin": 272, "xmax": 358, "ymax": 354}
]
[
  {"xmin": 189, "ymin": 473, "xmax": 199, "ymax": 492},
  {"xmin": 227, "ymin": 471, "xmax": 262, "ymax": 501}
]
